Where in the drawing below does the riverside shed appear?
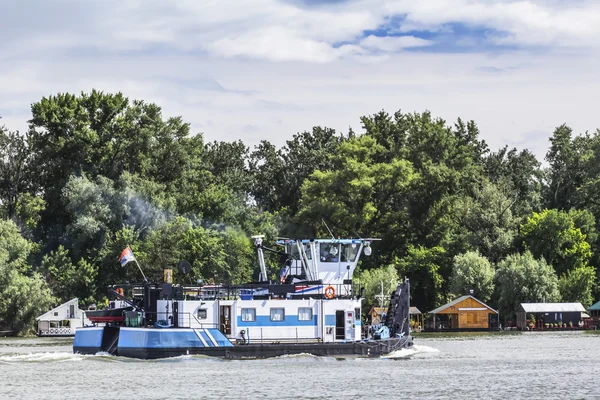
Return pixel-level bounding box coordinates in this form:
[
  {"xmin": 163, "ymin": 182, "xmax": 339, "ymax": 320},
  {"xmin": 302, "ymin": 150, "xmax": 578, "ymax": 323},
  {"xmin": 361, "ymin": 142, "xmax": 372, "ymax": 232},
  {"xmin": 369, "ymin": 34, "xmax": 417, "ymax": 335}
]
[
  {"xmin": 429, "ymin": 295, "xmax": 498, "ymax": 331},
  {"xmin": 516, "ymin": 303, "xmax": 585, "ymax": 329}
]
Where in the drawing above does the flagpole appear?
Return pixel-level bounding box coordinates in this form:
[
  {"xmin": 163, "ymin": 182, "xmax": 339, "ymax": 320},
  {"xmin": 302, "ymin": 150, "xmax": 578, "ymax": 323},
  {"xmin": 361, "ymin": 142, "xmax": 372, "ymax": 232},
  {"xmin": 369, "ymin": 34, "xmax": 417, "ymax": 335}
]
[
  {"xmin": 135, "ymin": 259, "xmax": 148, "ymax": 282},
  {"xmin": 128, "ymin": 244, "xmax": 148, "ymax": 282}
]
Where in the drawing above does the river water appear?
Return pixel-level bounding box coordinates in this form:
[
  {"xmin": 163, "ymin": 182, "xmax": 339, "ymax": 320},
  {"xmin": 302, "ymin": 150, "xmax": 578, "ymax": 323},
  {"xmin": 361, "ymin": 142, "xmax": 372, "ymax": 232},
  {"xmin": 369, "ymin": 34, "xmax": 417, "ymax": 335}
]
[{"xmin": 1, "ymin": 332, "xmax": 599, "ymax": 399}]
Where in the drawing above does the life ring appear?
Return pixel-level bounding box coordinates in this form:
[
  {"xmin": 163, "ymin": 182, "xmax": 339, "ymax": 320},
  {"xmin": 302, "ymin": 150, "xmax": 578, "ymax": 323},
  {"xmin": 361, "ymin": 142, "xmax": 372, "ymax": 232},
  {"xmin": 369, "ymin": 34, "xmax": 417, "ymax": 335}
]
[{"xmin": 324, "ymin": 286, "xmax": 335, "ymax": 299}]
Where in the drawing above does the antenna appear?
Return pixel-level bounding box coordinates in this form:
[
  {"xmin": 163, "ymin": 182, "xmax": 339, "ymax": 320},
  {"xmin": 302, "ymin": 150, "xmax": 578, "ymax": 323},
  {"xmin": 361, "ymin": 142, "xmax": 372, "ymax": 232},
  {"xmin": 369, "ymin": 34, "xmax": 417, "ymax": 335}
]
[{"xmin": 321, "ymin": 218, "xmax": 335, "ymax": 239}]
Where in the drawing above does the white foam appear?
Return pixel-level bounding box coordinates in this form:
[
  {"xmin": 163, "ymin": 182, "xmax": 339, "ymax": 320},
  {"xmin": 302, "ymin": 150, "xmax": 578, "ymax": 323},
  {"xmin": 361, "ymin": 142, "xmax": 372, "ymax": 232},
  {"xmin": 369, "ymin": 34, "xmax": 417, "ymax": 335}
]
[
  {"xmin": 0, "ymin": 352, "xmax": 84, "ymax": 363},
  {"xmin": 382, "ymin": 344, "xmax": 440, "ymax": 359}
]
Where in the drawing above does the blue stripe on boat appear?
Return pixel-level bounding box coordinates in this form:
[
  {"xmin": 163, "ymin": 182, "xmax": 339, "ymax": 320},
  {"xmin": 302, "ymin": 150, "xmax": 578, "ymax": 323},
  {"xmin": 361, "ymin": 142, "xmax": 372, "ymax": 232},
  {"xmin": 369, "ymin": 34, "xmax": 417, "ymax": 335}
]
[
  {"xmin": 237, "ymin": 315, "xmax": 318, "ymax": 327},
  {"xmin": 117, "ymin": 328, "xmax": 233, "ymax": 349}
]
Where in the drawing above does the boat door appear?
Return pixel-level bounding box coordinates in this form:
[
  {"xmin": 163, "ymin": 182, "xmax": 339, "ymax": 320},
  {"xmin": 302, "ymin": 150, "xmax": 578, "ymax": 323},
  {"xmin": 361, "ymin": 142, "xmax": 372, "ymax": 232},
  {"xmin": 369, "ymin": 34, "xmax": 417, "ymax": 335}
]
[
  {"xmin": 335, "ymin": 310, "xmax": 345, "ymax": 340},
  {"xmin": 219, "ymin": 305, "xmax": 231, "ymax": 335},
  {"xmin": 345, "ymin": 310, "xmax": 355, "ymax": 340}
]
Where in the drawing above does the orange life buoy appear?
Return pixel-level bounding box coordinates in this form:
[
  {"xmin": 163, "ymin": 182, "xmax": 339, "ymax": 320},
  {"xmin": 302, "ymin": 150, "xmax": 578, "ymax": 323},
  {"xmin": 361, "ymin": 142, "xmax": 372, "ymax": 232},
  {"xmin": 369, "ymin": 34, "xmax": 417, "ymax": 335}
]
[{"xmin": 324, "ymin": 286, "xmax": 335, "ymax": 299}]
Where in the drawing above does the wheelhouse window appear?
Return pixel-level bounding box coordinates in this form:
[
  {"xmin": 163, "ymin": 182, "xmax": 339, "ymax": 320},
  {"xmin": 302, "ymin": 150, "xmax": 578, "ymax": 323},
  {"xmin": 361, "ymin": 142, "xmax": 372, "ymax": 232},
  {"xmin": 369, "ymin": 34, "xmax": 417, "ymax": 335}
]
[
  {"xmin": 270, "ymin": 308, "xmax": 285, "ymax": 322},
  {"xmin": 303, "ymin": 244, "xmax": 312, "ymax": 260},
  {"xmin": 320, "ymin": 244, "xmax": 340, "ymax": 262},
  {"xmin": 241, "ymin": 308, "xmax": 256, "ymax": 322},
  {"xmin": 197, "ymin": 308, "xmax": 207, "ymax": 319},
  {"xmin": 290, "ymin": 243, "xmax": 312, "ymax": 260},
  {"xmin": 341, "ymin": 243, "xmax": 360, "ymax": 262},
  {"xmin": 298, "ymin": 307, "xmax": 313, "ymax": 321}
]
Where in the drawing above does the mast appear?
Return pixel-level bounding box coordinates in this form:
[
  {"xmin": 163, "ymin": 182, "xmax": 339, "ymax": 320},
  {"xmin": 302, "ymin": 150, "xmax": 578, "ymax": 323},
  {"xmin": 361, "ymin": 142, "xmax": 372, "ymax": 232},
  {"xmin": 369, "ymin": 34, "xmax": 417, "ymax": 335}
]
[{"xmin": 252, "ymin": 235, "xmax": 268, "ymax": 282}]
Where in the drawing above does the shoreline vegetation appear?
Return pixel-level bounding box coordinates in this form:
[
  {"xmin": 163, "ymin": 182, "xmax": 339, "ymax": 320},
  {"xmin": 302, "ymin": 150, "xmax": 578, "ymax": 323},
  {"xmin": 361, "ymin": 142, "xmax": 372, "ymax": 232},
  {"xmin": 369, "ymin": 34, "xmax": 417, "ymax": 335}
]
[{"xmin": 2, "ymin": 90, "xmax": 600, "ymax": 335}]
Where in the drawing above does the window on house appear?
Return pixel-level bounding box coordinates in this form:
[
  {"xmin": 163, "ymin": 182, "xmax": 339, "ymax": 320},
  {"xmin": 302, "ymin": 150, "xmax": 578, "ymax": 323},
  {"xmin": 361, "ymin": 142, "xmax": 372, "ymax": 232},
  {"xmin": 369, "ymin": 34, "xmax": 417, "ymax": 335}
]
[
  {"xmin": 241, "ymin": 308, "xmax": 256, "ymax": 322},
  {"xmin": 270, "ymin": 308, "xmax": 285, "ymax": 321},
  {"xmin": 298, "ymin": 307, "xmax": 313, "ymax": 321}
]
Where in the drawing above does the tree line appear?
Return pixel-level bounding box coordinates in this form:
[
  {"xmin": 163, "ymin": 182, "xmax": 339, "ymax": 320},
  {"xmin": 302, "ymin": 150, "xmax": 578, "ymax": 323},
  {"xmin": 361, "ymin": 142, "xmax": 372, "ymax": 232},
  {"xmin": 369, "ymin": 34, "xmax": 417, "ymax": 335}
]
[{"xmin": 1, "ymin": 90, "xmax": 599, "ymax": 333}]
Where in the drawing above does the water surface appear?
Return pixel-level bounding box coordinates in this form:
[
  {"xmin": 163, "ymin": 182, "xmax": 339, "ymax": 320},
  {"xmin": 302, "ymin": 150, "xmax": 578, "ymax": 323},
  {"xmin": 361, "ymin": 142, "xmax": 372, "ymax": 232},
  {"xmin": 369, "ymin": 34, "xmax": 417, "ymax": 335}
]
[{"xmin": 0, "ymin": 332, "xmax": 598, "ymax": 399}]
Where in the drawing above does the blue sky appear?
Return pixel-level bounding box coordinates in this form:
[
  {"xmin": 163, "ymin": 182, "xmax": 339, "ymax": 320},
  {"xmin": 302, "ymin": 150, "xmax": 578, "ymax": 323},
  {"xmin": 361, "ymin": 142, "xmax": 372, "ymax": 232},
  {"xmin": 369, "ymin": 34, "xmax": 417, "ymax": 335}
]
[{"xmin": 1, "ymin": 0, "xmax": 600, "ymax": 160}]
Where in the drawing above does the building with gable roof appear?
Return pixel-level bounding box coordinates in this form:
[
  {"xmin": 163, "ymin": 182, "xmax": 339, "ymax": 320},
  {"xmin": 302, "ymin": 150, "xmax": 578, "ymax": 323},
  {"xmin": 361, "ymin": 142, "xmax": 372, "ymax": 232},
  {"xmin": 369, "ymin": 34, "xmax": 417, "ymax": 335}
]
[{"xmin": 428, "ymin": 295, "xmax": 498, "ymax": 331}]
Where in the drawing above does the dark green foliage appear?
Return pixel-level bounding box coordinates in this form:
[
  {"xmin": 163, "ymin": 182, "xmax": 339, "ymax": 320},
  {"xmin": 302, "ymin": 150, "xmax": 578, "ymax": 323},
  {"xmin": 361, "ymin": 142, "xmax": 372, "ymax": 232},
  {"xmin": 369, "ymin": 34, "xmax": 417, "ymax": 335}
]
[{"xmin": 4, "ymin": 90, "xmax": 600, "ymax": 331}]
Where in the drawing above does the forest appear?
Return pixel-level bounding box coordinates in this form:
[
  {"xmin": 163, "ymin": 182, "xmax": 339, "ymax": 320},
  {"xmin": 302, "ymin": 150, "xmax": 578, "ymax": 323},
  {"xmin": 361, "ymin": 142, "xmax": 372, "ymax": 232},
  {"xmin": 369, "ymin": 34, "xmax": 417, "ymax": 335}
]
[{"xmin": 1, "ymin": 90, "xmax": 599, "ymax": 334}]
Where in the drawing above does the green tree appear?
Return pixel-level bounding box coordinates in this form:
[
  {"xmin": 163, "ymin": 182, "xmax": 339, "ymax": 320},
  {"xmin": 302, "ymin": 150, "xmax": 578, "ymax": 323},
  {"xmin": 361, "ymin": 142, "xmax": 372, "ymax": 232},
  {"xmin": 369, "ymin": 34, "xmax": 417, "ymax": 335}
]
[
  {"xmin": 40, "ymin": 245, "xmax": 97, "ymax": 304},
  {"xmin": 544, "ymin": 124, "xmax": 587, "ymax": 210},
  {"xmin": 27, "ymin": 91, "xmax": 192, "ymax": 246},
  {"xmin": 397, "ymin": 245, "xmax": 446, "ymax": 312},
  {"xmin": 0, "ymin": 128, "xmax": 33, "ymax": 221},
  {"xmin": 0, "ymin": 218, "xmax": 34, "ymax": 274},
  {"xmin": 0, "ymin": 219, "xmax": 54, "ymax": 334},
  {"xmin": 559, "ymin": 265, "xmax": 596, "ymax": 308},
  {"xmin": 450, "ymin": 251, "xmax": 495, "ymax": 302},
  {"xmin": 355, "ymin": 265, "xmax": 399, "ymax": 315},
  {"xmin": 520, "ymin": 209, "xmax": 593, "ymax": 275},
  {"xmin": 485, "ymin": 146, "xmax": 542, "ymax": 219},
  {"xmin": 299, "ymin": 135, "xmax": 416, "ymax": 268},
  {"xmin": 430, "ymin": 181, "xmax": 518, "ymax": 264},
  {"xmin": 252, "ymin": 127, "xmax": 344, "ymax": 216},
  {"xmin": 494, "ymin": 251, "xmax": 560, "ymax": 321}
]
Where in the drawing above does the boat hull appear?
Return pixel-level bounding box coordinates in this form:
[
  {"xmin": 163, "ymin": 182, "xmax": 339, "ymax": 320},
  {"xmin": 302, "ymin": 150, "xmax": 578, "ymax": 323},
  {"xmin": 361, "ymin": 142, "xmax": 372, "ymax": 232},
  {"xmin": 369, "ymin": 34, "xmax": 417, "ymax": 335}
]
[
  {"xmin": 119, "ymin": 339, "xmax": 412, "ymax": 359},
  {"xmin": 73, "ymin": 326, "xmax": 412, "ymax": 359}
]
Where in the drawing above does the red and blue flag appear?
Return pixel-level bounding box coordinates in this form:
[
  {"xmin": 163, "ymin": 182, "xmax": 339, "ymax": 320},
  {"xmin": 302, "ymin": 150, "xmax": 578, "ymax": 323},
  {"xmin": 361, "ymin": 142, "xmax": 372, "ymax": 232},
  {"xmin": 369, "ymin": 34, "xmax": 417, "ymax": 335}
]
[{"xmin": 119, "ymin": 247, "xmax": 136, "ymax": 267}]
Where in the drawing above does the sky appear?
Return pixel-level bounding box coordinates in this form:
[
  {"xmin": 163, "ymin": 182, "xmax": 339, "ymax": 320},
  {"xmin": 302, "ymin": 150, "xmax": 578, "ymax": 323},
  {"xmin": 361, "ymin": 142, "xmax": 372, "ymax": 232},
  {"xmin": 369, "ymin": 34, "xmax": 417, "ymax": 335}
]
[{"xmin": 1, "ymin": 0, "xmax": 600, "ymax": 161}]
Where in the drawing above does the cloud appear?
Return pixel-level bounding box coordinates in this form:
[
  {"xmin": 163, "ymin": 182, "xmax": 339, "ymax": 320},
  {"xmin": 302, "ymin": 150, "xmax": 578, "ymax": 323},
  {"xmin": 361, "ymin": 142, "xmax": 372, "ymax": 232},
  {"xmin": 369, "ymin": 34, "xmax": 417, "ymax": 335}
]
[
  {"xmin": 1, "ymin": 0, "xmax": 600, "ymax": 163},
  {"xmin": 360, "ymin": 35, "xmax": 433, "ymax": 52}
]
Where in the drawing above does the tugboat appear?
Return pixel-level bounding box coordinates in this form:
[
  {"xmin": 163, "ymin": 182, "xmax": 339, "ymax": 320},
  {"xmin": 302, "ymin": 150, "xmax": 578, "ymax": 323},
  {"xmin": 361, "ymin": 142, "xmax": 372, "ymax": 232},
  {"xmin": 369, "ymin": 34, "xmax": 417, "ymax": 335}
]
[{"xmin": 73, "ymin": 237, "xmax": 413, "ymax": 359}]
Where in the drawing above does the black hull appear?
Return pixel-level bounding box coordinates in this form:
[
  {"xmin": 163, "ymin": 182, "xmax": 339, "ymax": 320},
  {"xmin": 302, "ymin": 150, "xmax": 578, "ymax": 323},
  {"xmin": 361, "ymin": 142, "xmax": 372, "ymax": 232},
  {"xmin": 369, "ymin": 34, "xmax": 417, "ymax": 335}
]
[{"xmin": 75, "ymin": 336, "xmax": 413, "ymax": 359}]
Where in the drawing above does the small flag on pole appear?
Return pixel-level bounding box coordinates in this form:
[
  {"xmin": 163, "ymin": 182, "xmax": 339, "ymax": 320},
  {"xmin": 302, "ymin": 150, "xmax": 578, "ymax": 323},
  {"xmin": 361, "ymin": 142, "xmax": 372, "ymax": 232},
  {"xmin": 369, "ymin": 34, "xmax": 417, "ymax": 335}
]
[{"xmin": 119, "ymin": 247, "xmax": 136, "ymax": 268}]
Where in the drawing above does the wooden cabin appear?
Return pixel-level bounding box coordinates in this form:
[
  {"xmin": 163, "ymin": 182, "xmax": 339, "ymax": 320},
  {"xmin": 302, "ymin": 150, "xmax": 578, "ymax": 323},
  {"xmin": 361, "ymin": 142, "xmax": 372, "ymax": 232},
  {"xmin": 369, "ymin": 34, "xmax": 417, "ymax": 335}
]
[{"xmin": 429, "ymin": 295, "xmax": 497, "ymax": 331}]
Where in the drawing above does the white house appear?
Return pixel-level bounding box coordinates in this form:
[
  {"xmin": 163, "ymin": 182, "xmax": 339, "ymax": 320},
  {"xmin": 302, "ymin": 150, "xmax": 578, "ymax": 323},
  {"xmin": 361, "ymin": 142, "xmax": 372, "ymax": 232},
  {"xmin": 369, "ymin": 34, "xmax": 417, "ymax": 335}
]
[{"xmin": 36, "ymin": 298, "xmax": 90, "ymax": 336}]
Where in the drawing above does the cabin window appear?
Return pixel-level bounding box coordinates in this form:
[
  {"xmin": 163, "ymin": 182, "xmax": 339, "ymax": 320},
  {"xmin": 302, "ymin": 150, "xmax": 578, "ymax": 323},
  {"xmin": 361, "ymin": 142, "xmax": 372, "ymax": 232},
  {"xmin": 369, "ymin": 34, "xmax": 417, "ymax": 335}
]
[
  {"xmin": 290, "ymin": 244, "xmax": 312, "ymax": 260},
  {"xmin": 320, "ymin": 244, "xmax": 340, "ymax": 262},
  {"xmin": 303, "ymin": 244, "xmax": 312, "ymax": 260},
  {"xmin": 197, "ymin": 308, "xmax": 207, "ymax": 319},
  {"xmin": 241, "ymin": 308, "xmax": 256, "ymax": 322},
  {"xmin": 341, "ymin": 244, "xmax": 360, "ymax": 262},
  {"xmin": 298, "ymin": 307, "xmax": 313, "ymax": 321},
  {"xmin": 270, "ymin": 308, "xmax": 285, "ymax": 322}
]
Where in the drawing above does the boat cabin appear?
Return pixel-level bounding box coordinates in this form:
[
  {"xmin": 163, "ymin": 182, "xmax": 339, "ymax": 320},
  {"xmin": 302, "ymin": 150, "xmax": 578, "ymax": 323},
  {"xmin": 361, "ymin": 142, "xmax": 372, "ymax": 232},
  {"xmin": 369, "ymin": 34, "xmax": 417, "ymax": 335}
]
[{"xmin": 88, "ymin": 237, "xmax": 378, "ymax": 344}]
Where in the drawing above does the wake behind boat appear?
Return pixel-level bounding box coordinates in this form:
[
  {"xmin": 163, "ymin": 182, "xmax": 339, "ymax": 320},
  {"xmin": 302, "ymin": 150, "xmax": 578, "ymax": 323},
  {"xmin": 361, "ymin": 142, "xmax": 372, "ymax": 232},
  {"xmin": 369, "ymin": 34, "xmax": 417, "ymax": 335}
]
[{"xmin": 73, "ymin": 237, "xmax": 413, "ymax": 359}]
